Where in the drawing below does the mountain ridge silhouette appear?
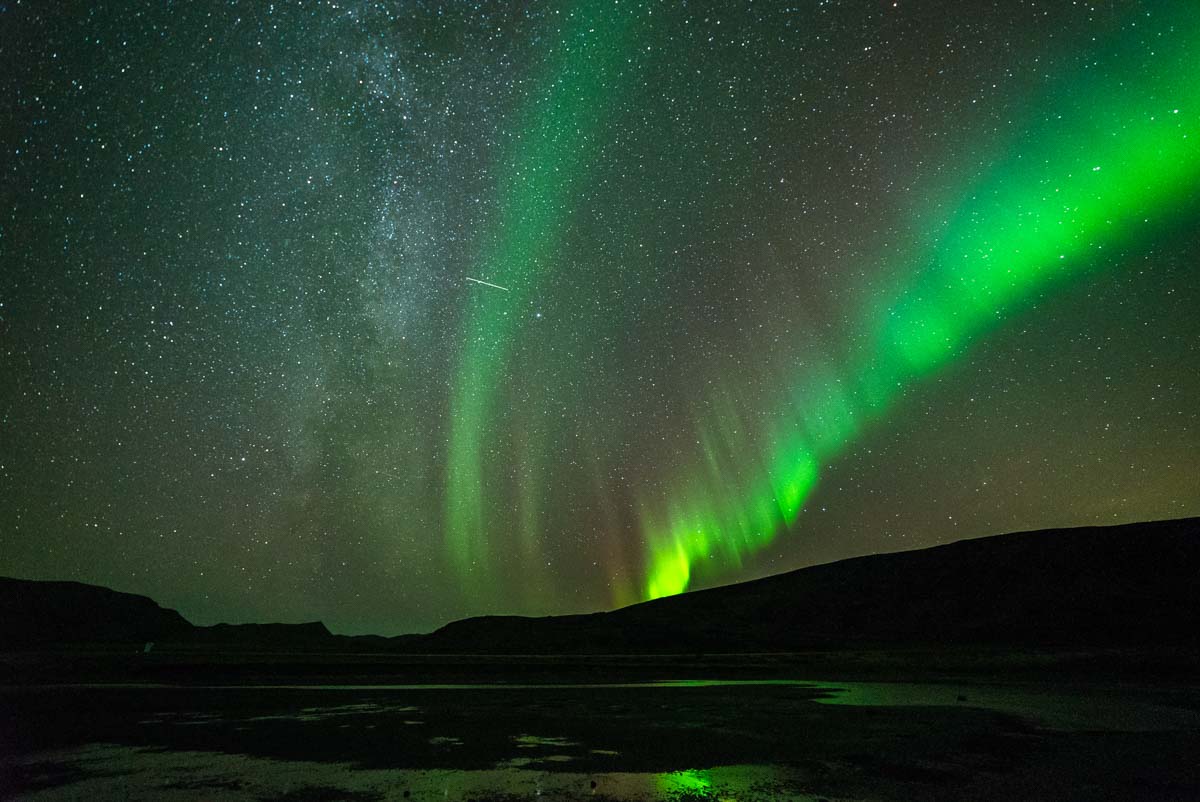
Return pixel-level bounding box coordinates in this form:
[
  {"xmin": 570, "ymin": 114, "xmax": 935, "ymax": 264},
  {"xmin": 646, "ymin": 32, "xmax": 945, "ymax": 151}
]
[{"xmin": 3, "ymin": 516, "xmax": 1196, "ymax": 654}]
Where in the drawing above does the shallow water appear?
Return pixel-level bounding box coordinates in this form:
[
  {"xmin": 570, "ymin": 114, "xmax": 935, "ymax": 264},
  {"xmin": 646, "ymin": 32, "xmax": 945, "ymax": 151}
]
[
  {"xmin": 807, "ymin": 680, "xmax": 1200, "ymax": 732},
  {"xmin": 37, "ymin": 677, "xmax": 1200, "ymax": 732},
  {"xmin": 4, "ymin": 678, "xmax": 1199, "ymax": 800}
]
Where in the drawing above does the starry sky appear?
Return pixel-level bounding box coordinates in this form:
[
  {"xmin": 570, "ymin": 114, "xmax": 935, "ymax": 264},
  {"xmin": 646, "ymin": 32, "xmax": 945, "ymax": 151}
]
[{"xmin": 2, "ymin": 0, "xmax": 1198, "ymax": 635}]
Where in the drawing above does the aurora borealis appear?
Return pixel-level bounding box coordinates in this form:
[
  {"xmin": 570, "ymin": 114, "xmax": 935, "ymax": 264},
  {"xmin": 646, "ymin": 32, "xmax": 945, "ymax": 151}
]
[{"xmin": 2, "ymin": 0, "xmax": 1198, "ymax": 634}]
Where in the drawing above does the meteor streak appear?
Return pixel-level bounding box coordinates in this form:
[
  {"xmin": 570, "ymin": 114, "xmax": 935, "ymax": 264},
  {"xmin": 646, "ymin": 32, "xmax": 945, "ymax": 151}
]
[{"xmin": 465, "ymin": 277, "xmax": 510, "ymax": 292}]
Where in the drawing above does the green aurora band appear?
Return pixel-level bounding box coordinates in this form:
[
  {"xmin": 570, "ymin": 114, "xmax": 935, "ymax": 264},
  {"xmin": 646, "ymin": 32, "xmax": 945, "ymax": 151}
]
[
  {"xmin": 446, "ymin": 2, "xmax": 651, "ymax": 580},
  {"xmin": 449, "ymin": 2, "xmax": 1200, "ymax": 607},
  {"xmin": 637, "ymin": 4, "xmax": 1200, "ymax": 599}
]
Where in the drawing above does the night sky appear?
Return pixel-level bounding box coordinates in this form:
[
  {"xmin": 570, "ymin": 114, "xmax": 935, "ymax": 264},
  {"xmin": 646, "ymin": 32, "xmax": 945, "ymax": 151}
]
[{"xmin": 2, "ymin": 0, "xmax": 1198, "ymax": 635}]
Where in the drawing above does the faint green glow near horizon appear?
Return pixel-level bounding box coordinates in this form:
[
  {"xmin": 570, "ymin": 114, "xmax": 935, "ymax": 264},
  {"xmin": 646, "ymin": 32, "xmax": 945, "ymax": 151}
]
[
  {"xmin": 446, "ymin": 2, "xmax": 648, "ymax": 581},
  {"xmin": 638, "ymin": 6, "xmax": 1200, "ymax": 600}
]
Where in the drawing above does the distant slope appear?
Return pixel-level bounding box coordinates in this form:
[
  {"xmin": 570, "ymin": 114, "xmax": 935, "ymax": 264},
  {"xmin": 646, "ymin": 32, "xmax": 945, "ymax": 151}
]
[
  {"xmin": 417, "ymin": 517, "xmax": 1200, "ymax": 653},
  {"xmin": 0, "ymin": 578, "xmax": 192, "ymax": 647},
  {"xmin": 2, "ymin": 517, "xmax": 1197, "ymax": 653},
  {"xmin": 0, "ymin": 578, "xmax": 341, "ymax": 650}
]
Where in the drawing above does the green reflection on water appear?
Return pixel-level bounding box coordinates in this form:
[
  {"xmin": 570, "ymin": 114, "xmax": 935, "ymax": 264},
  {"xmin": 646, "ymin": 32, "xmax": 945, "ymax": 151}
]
[{"xmin": 657, "ymin": 767, "xmax": 713, "ymax": 796}]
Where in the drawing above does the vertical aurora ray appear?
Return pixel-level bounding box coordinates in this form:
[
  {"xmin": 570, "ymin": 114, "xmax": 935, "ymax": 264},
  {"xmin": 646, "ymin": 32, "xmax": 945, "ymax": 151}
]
[
  {"xmin": 638, "ymin": 4, "xmax": 1200, "ymax": 600},
  {"xmin": 446, "ymin": 3, "xmax": 649, "ymax": 583}
]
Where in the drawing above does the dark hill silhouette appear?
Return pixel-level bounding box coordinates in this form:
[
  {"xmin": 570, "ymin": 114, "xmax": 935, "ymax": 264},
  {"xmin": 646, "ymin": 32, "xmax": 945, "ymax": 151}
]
[
  {"xmin": 0, "ymin": 578, "xmax": 192, "ymax": 646},
  {"xmin": 0, "ymin": 578, "xmax": 335, "ymax": 650},
  {"xmin": 2, "ymin": 517, "xmax": 1197, "ymax": 654},
  {"xmin": 417, "ymin": 516, "xmax": 1200, "ymax": 653},
  {"xmin": 184, "ymin": 621, "xmax": 334, "ymax": 647}
]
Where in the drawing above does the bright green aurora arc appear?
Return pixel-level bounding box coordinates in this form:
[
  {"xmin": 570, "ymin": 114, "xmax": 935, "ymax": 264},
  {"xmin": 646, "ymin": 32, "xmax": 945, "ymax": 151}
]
[
  {"xmin": 4, "ymin": 0, "xmax": 1199, "ymax": 634},
  {"xmin": 635, "ymin": 6, "xmax": 1200, "ymax": 600},
  {"xmin": 448, "ymin": 1, "xmax": 1200, "ymax": 605}
]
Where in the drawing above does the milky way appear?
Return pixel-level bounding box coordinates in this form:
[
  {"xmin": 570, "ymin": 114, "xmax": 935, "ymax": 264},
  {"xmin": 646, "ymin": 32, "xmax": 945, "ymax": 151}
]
[{"xmin": 3, "ymin": 0, "xmax": 1198, "ymax": 634}]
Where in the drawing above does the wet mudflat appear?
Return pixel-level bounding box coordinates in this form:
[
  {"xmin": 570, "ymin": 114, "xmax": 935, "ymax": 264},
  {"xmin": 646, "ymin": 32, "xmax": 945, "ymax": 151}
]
[{"xmin": 3, "ymin": 677, "xmax": 1199, "ymax": 801}]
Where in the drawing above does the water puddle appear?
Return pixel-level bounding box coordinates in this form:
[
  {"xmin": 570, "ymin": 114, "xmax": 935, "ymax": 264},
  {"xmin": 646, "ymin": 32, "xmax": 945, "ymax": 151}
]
[
  {"xmin": 805, "ymin": 681, "xmax": 1200, "ymax": 731},
  {"xmin": 139, "ymin": 702, "xmax": 420, "ymax": 726}
]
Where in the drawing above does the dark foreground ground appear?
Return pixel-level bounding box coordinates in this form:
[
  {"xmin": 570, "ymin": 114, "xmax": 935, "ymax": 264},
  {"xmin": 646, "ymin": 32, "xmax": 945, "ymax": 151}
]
[{"xmin": 2, "ymin": 651, "xmax": 1199, "ymax": 801}]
